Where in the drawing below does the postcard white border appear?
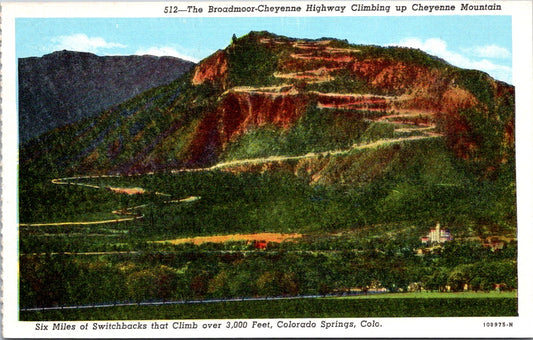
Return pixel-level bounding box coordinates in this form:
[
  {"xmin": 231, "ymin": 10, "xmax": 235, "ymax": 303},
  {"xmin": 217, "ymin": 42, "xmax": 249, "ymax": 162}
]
[{"xmin": 2, "ymin": 1, "xmax": 533, "ymax": 338}]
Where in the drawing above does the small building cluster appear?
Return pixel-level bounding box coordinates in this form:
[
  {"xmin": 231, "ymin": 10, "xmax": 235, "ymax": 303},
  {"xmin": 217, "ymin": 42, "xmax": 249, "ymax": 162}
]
[
  {"xmin": 420, "ymin": 222, "xmax": 453, "ymax": 244},
  {"xmin": 482, "ymin": 238, "xmax": 505, "ymax": 251},
  {"xmin": 253, "ymin": 240, "xmax": 267, "ymax": 250}
]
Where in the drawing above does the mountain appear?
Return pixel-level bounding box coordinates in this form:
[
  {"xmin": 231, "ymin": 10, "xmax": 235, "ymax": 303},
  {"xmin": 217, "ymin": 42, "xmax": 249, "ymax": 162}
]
[
  {"xmin": 21, "ymin": 31, "xmax": 514, "ymax": 182},
  {"xmin": 18, "ymin": 50, "xmax": 195, "ymax": 143}
]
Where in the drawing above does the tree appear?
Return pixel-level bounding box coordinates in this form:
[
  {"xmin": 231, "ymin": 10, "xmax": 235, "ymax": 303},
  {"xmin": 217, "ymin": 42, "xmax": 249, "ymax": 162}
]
[
  {"xmin": 280, "ymin": 272, "xmax": 300, "ymax": 296},
  {"xmin": 207, "ymin": 271, "xmax": 231, "ymax": 298},
  {"xmin": 256, "ymin": 271, "xmax": 281, "ymax": 297},
  {"xmin": 189, "ymin": 271, "xmax": 212, "ymax": 298},
  {"xmin": 447, "ymin": 264, "xmax": 473, "ymax": 292},
  {"xmin": 424, "ymin": 267, "xmax": 449, "ymax": 292},
  {"xmin": 127, "ymin": 269, "xmax": 158, "ymax": 301},
  {"xmin": 154, "ymin": 265, "xmax": 179, "ymax": 300}
]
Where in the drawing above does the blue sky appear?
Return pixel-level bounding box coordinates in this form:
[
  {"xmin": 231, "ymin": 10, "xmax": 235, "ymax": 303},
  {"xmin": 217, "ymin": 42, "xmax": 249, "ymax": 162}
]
[{"xmin": 16, "ymin": 16, "xmax": 512, "ymax": 83}]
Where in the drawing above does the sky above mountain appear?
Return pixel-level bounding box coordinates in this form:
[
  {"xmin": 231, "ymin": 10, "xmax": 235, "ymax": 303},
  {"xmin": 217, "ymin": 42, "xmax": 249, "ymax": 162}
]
[{"xmin": 16, "ymin": 16, "xmax": 512, "ymax": 84}]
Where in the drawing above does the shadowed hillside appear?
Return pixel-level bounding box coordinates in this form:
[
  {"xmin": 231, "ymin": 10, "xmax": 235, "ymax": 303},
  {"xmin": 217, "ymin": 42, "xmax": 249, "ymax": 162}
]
[{"xmin": 19, "ymin": 51, "xmax": 195, "ymax": 143}]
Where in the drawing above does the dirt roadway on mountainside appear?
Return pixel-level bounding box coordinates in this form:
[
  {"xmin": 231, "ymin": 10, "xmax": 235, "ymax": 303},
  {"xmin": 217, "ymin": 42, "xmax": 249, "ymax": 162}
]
[
  {"xmin": 29, "ymin": 133, "xmax": 439, "ymax": 227},
  {"xmin": 20, "ymin": 181, "xmax": 147, "ymax": 227},
  {"xmin": 154, "ymin": 232, "xmax": 303, "ymax": 245},
  {"xmin": 207, "ymin": 134, "xmax": 440, "ymax": 171},
  {"xmin": 19, "ymin": 216, "xmax": 143, "ymax": 227},
  {"xmin": 20, "ymin": 177, "xmax": 197, "ymax": 229}
]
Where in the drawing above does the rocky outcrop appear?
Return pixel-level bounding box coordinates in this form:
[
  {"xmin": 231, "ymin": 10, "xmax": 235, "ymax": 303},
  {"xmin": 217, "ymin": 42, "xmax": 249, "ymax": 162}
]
[
  {"xmin": 191, "ymin": 50, "xmax": 229, "ymax": 88},
  {"xmin": 184, "ymin": 89, "xmax": 310, "ymax": 166},
  {"xmin": 218, "ymin": 90, "xmax": 309, "ymax": 142}
]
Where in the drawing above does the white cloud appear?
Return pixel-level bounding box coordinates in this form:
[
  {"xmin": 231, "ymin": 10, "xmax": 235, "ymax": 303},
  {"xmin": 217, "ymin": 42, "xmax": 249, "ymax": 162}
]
[
  {"xmin": 389, "ymin": 38, "xmax": 512, "ymax": 84},
  {"xmin": 468, "ymin": 44, "xmax": 510, "ymax": 59},
  {"xmin": 51, "ymin": 33, "xmax": 126, "ymax": 53},
  {"xmin": 135, "ymin": 46, "xmax": 199, "ymax": 63}
]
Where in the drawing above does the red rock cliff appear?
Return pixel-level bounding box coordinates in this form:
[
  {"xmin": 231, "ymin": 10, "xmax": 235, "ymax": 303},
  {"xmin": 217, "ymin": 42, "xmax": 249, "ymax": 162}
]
[
  {"xmin": 185, "ymin": 88, "xmax": 310, "ymax": 166},
  {"xmin": 218, "ymin": 89, "xmax": 309, "ymax": 143},
  {"xmin": 192, "ymin": 50, "xmax": 229, "ymax": 88}
]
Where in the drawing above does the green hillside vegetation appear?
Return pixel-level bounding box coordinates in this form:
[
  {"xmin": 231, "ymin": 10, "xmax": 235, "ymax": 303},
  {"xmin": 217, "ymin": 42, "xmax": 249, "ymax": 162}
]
[
  {"xmin": 307, "ymin": 70, "xmax": 370, "ymax": 94},
  {"xmin": 20, "ymin": 74, "xmax": 221, "ymax": 176},
  {"xmin": 20, "ymin": 137, "xmax": 515, "ymax": 247},
  {"xmin": 356, "ymin": 44, "xmax": 450, "ymax": 69},
  {"xmin": 221, "ymin": 105, "xmax": 371, "ymax": 161},
  {"xmin": 227, "ymin": 33, "xmax": 281, "ymax": 87}
]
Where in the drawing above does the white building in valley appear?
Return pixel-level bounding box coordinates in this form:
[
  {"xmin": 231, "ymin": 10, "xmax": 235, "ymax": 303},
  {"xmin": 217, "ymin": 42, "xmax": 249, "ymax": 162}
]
[{"xmin": 421, "ymin": 222, "xmax": 453, "ymax": 244}]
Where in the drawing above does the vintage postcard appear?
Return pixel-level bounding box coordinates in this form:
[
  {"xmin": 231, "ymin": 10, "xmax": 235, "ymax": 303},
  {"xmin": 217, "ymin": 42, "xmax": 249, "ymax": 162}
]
[{"xmin": 2, "ymin": 0, "xmax": 532, "ymax": 338}]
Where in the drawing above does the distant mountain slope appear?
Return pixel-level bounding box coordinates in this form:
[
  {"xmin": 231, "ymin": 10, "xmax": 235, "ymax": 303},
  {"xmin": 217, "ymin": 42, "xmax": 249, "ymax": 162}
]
[
  {"xmin": 18, "ymin": 51, "xmax": 195, "ymax": 143},
  {"xmin": 21, "ymin": 32, "xmax": 514, "ymax": 181}
]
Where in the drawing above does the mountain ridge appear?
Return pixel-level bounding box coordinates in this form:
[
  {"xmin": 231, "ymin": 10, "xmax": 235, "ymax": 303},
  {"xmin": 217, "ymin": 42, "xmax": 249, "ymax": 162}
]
[{"xmin": 19, "ymin": 50, "xmax": 195, "ymax": 143}]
